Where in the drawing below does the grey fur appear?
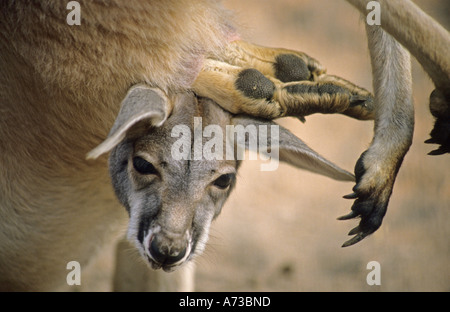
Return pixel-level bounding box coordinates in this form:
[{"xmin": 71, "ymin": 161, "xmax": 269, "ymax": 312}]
[{"xmin": 91, "ymin": 84, "xmax": 354, "ymax": 271}]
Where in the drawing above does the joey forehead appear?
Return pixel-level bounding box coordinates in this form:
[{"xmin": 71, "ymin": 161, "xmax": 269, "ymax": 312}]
[{"xmin": 132, "ymin": 96, "xmax": 236, "ymax": 167}]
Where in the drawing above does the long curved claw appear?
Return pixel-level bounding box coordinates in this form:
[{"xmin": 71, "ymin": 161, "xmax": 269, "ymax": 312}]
[
  {"xmin": 343, "ymin": 192, "xmax": 358, "ymax": 199},
  {"xmin": 342, "ymin": 232, "xmax": 369, "ymax": 248},
  {"xmin": 337, "ymin": 210, "xmax": 358, "ymax": 220},
  {"xmin": 348, "ymin": 225, "xmax": 361, "ymax": 236},
  {"xmin": 424, "ymin": 138, "xmax": 438, "ymax": 144},
  {"xmin": 428, "ymin": 146, "xmax": 450, "ymax": 155}
]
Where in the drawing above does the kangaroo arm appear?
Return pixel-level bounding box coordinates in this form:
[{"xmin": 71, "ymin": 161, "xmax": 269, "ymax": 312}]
[
  {"xmin": 346, "ymin": 0, "xmax": 450, "ymax": 93},
  {"xmin": 339, "ymin": 24, "xmax": 414, "ymax": 247}
]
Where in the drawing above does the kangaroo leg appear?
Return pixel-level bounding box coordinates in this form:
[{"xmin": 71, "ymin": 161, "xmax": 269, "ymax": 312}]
[
  {"xmin": 346, "ymin": 0, "xmax": 450, "ymax": 154},
  {"xmin": 338, "ymin": 24, "xmax": 414, "ymax": 247},
  {"xmin": 193, "ymin": 40, "xmax": 374, "ymax": 121}
]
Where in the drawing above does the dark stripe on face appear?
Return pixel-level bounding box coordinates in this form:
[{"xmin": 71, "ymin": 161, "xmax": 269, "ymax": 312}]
[
  {"xmin": 137, "ymin": 216, "xmax": 150, "ymax": 244},
  {"xmin": 136, "ymin": 196, "xmax": 161, "ymax": 244}
]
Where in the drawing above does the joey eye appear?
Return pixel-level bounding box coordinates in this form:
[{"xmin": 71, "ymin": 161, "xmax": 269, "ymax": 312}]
[
  {"xmin": 132, "ymin": 156, "xmax": 158, "ymax": 175},
  {"xmin": 213, "ymin": 173, "xmax": 234, "ymax": 190}
]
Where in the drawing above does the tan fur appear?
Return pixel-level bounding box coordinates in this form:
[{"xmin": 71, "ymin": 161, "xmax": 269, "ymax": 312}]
[
  {"xmin": 193, "ymin": 41, "xmax": 374, "ymax": 119},
  {"xmin": 347, "ymin": 0, "xmax": 450, "ymax": 94},
  {"xmin": 0, "ymin": 0, "xmax": 234, "ymax": 291}
]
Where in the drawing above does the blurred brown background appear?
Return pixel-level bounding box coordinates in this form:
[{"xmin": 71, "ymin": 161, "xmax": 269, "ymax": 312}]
[{"xmin": 194, "ymin": 0, "xmax": 450, "ymax": 291}]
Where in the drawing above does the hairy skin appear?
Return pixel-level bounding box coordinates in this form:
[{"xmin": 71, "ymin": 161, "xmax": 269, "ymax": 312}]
[
  {"xmin": 347, "ymin": 0, "xmax": 450, "ymax": 155},
  {"xmin": 340, "ymin": 0, "xmax": 449, "ymax": 246},
  {"xmin": 194, "ymin": 40, "xmax": 374, "ymax": 120},
  {"xmin": 0, "ymin": 0, "xmax": 234, "ymax": 291}
]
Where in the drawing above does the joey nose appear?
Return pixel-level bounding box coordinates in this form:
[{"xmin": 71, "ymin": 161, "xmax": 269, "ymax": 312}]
[{"xmin": 149, "ymin": 236, "xmax": 187, "ymax": 266}]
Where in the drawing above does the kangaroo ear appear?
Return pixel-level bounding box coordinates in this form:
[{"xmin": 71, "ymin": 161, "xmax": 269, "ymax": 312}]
[
  {"xmin": 87, "ymin": 84, "xmax": 171, "ymax": 159},
  {"xmin": 231, "ymin": 116, "xmax": 355, "ymax": 182}
]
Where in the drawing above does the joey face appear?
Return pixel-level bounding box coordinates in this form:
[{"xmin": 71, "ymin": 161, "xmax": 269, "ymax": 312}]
[
  {"xmin": 90, "ymin": 85, "xmax": 354, "ymax": 272},
  {"xmin": 109, "ymin": 96, "xmax": 238, "ymax": 271}
]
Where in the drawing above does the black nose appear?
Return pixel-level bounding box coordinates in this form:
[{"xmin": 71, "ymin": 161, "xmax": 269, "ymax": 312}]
[{"xmin": 149, "ymin": 237, "xmax": 187, "ymax": 266}]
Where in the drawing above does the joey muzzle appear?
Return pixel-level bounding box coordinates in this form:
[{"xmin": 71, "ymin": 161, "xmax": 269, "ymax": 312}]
[
  {"xmin": 149, "ymin": 234, "xmax": 187, "ymax": 266},
  {"xmin": 145, "ymin": 227, "xmax": 192, "ymax": 270}
]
